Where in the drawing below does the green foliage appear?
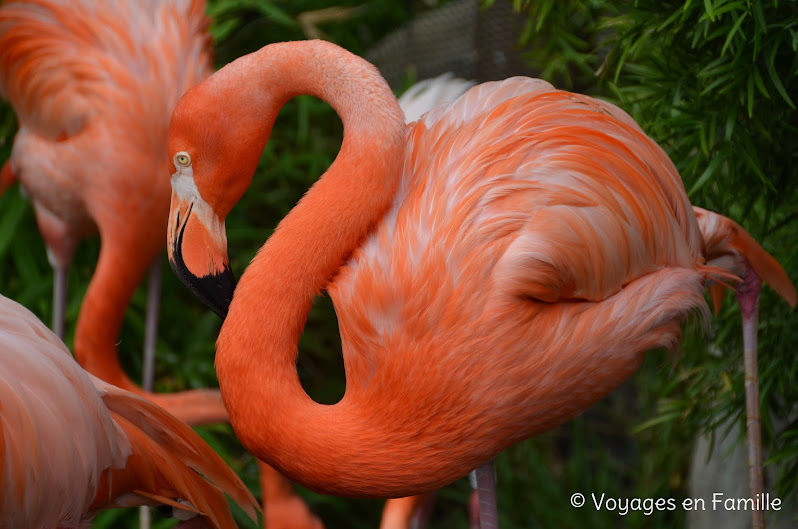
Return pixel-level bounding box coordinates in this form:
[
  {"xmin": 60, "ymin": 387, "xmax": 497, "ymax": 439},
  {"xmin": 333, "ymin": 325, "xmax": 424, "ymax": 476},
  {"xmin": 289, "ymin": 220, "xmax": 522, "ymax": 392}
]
[
  {"xmin": 514, "ymin": 0, "xmax": 612, "ymax": 91},
  {"xmin": 601, "ymin": 0, "xmax": 798, "ymax": 506},
  {"xmin": 603, "ymin": 0, "xmax": 798, "ymax": 211},
  {"xmin": 512, "ymin": 0, "xmax": 798, "ymax": 521}
]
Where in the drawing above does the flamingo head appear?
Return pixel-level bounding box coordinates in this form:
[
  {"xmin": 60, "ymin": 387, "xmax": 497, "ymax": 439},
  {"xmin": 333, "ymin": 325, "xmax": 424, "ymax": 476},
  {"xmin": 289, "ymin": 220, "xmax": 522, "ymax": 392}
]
[
  {"xmin": 167, "ymin": 146, "xmax": 236, "ymax": 319},
  {"xmin": 166, "ymin": 76, "xmax": 270, "ymax": 319}
]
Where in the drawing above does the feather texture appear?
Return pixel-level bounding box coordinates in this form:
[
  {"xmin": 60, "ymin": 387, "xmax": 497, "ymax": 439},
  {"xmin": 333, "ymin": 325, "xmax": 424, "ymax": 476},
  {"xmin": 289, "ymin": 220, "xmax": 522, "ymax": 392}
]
[
  {"xmin": 0, "ymin": 0, "xmax": 210, "ymax": 141},
  {"xmin": 0, "ymin": 294, "xmax": 258, "ymax": 529},
  {"xmin": 0, "ymin": 0, "xmax": 225, "ymax": 424},
  {"xmin": 397, "ymin": 73, "xmax": 476, "ymax": 124}
]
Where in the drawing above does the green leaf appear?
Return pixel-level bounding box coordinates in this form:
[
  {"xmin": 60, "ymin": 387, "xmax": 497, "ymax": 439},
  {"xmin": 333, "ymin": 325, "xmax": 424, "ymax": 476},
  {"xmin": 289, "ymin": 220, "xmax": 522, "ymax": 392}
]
[
  {"xmin": 210, "ymin": 18, "xmax": 240, "ymax": 43},
  {"xmin": 0, "ymin": 193, "xmax": 26, "ymax": 257},
  {"xmin": 253, "ymin": 1, "xmax": 296, "ymax": 28},
  {"xmin": 753, "ymin": 65, "xmax": 771, "ymax": 98},
  {"xmin": 688, "ymin": 154, "xmax": 725, "ymax": 196},
  {"xmin": 535, "ymin": 0, "xmax": 554, "ymax": 32},
  {"xmin": 765, "ymin": 38, "xmax": 796, "ymax": 109},
  {"xmin": 704, "ymin": 0, "xmax": 716, "ymax": 21},
  {"xmin": 721, "ymin": 12, "xmax": 748, "ymax": 56},
  {"xmin": 634, "ymin": 411, "xmax": 685, "ymax": 433}
]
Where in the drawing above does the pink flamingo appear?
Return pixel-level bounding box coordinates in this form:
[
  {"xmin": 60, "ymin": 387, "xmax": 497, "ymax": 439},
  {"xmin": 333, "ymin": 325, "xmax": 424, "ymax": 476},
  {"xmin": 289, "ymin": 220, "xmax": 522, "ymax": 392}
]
[{"xmin": 165, "ymin": 40, "xmax": 795, "ymax": 528}]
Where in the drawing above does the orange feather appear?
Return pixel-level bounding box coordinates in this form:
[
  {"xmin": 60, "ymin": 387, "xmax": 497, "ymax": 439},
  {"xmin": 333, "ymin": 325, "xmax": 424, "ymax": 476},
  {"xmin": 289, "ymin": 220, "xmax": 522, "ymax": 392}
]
[{"xmin": 0, "ymin": 3, "xmax": 324, "ymax": 529}]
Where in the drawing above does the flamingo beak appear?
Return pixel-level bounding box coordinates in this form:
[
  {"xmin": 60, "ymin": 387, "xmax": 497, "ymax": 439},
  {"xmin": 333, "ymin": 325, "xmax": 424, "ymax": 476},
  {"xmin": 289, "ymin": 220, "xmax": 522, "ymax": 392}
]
[{"xmin": 167, "ymin": 190, "xmax": 236, "ymax": 319}]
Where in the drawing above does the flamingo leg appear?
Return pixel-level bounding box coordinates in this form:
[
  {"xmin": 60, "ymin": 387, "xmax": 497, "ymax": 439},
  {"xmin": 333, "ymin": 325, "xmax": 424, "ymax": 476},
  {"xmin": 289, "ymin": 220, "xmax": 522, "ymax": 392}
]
[
  {"xmin": 142, "ymin": 256, "xmax": 162, "ymax": 393},
  {"xmin": 467, "ymin": 471, "xmax": 480, "ymax": 529},
  {"xmin": 468, "ymin": 488, "xmax": 480, "ymax": 529},
  {"xmin": 51, "ymin": 263, "xmax": 68, "ymax": 340},
  {"xmin": 139, "ymin": 507, "xmax": 151, "ymax": 529},
  {"xmin": 407, "ymin": 493, "xmax": 437, "ymax": 529},
  {"xmin": 139, "ymin": 258, "xmax": 162, "ymax": 529},
  {"xmin": 258, "ymin": 460, "xmax": 323, "ymax": 529},
  {"xmin": 737, "ymin": 266, "xmax": 764, "ymax": 529},
  {"xmin": 474, "ymin": 460, "xmax": 499, "ymax": 529}
]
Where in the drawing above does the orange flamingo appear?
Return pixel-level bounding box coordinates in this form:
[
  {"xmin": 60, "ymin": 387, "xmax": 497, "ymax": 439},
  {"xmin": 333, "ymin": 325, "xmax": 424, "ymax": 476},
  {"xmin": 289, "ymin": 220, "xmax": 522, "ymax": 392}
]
[
  {"xmin": 164, "ymin": 40, "xmax": 796, "ymax": 528},
  {"xmin": 0, "ymin": 3, "xmax": 324, "ymax": 529},
  {"xmin": 0, "ymin": 0, "xmax": 225, "ymax": 423},
  {"xmin": 0, "ymin": 293, "xmax": 259, "ymax": 529}
]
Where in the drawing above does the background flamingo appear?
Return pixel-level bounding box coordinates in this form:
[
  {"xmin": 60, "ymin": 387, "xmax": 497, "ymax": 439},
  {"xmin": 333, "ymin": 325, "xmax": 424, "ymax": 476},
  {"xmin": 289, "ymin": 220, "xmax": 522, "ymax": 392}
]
[
  {"xmin": 0, "ymin": 293, "xmax": 259, "ymax": 529},
  {"xmin": 0, "ymin": 2, "xmax": 324, "ymax": 529},
  {"xmin": 0, "ymin": 0, "xmax": 224, "ymax": 423},
  {"xmin": 164, "ymin": 40, "xmax": 795, "ymax": 529}
]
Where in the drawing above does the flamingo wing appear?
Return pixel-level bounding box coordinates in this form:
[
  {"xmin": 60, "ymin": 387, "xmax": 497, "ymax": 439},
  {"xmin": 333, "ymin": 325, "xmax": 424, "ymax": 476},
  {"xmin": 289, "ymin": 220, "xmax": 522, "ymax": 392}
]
[
  {"xmin": 0, "ymin": 294, "xmax": 258, "ymax": 528},
  {"xmin": 0, "ymin": 295, "xmax": 130, "ymax": 528},
  {"xmin": 324, "ymin": 77, "xmax": 718, "ymax": 469},
  {"xmin": 335, "ymin": 78, "xmax": 708, "ymax": 331}
]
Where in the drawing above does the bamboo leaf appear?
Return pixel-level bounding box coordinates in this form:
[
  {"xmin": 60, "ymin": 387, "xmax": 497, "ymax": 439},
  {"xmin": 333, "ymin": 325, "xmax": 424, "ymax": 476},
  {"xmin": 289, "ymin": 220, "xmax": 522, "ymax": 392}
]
[
  {"xmin": 765, "ymin": 38, "xmax": 796, "ymax": 109},
  {"xmin": 753, "ymin": 66, "xmax": 771, "ymax": 98},
  {"xmin": 688, "ymin": 154, "xmax": 724, "ymax": 196},
  {"xmin": 721, "ymin": 12, "xmax": 748, "ymax": 56},
  {"xmin": 253, "ymin": 1, "xmax": 296, "ymax": 28},
  {"xmin": 704, "ymin": 0, "xmax": 716, "ymax": 21}
]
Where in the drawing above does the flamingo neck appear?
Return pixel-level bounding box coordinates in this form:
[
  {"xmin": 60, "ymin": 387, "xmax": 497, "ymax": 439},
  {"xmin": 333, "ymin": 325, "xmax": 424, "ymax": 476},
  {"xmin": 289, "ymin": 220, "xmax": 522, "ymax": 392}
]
[
  {"xmin": 74, "ymin": 240, "xmax": 159, "ymax": 391},
  {"xmin": 213, "ymin": 41, "xmax": 407, "ymax": 495}
]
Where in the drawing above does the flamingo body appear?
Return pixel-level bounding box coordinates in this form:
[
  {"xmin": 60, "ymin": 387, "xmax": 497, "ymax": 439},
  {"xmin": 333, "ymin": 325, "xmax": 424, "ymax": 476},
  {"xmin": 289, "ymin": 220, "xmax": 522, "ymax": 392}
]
[
  {"xmin": 0, "ymin": 294, "xmax": 258, "ymax": 529},
  {"xmin": 305, "ymin": 78, "xmax": 706, "ymax": 492},
  {"xmin": 165, "ymin": 41, "xmax": 795, "ymax": 500}
]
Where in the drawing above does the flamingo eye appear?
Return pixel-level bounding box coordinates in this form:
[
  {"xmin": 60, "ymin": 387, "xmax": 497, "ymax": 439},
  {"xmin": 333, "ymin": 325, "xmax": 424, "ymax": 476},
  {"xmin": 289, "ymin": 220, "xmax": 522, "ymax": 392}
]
[{"xmin": 175, "ymin": 152, "xmax": 191, "ymax": 167}]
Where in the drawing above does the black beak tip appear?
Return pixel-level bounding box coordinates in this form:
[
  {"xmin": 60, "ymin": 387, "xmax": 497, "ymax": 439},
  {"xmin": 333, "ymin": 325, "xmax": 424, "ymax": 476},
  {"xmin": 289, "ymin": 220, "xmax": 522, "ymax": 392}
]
[
  {"xmin": 169, "ymin": 253, "xmax": 236, "ymax": 321},
  {"xmin": 204, "ymin": 266, "xmax": 237, "ymax": 320}
]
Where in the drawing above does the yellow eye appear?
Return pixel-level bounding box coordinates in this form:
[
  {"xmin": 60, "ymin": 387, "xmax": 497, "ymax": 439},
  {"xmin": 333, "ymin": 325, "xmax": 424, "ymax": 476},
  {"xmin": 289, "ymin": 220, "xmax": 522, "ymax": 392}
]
[{"xmin": 175, "ymin": 153, "xmax": 191, "ymax": 167}]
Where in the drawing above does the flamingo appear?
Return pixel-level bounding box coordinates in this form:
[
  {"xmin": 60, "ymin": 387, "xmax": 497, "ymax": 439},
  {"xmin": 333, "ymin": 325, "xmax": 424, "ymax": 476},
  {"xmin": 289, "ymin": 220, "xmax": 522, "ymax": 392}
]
[
  {"xmin": 0, "ymin": 2, "xmax": 325, "ymax": 529},
  {"xmin": 164, "ymin": 40, "xmax": 796, "ymax": 528},
  {"xmin": 0, "ymin": 0, "xmax": 226, "ymax": 424},
  {"xmin": 0, "ymin": 293, "xmax": 259, "ymax": 529}
]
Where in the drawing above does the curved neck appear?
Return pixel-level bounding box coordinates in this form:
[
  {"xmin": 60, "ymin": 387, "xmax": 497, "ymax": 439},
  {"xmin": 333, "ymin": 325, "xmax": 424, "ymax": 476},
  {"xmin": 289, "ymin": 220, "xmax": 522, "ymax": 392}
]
[{"xmin": 214, "ymin": 41, "xmax": 408, "ymax": 495}]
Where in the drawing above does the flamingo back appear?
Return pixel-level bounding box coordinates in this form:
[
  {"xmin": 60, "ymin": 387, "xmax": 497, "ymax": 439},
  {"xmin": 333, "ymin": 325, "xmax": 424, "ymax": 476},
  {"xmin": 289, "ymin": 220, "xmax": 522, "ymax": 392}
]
[
  {"xmin": 335, "ymin": 77, "xmax": 706, "ymax": 333},
  {"xmin": 397, "ymin": 73, "xmax": 477, "ymax": 124}
]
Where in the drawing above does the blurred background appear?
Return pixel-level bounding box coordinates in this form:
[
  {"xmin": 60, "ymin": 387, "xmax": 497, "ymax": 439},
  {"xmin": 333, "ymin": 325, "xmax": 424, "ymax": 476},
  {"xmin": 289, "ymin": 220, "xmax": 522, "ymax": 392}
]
[{"xmin": 0, "ymin": 0, "xmax": 796, "ymax": 527}]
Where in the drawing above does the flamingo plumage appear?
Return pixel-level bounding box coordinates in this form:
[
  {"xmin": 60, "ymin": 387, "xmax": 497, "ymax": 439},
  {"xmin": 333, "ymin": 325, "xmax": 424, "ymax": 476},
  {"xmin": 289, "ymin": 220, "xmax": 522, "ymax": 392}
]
[
  {"xmin": 164, "ymin": 40, "xmax": 796, "ymax": 528},
  {"xmin": 384, "ymin": 72, "xmax": 478, "ymax": 529},
  {"xmin": 0, "ymin": 293, "xmax": 259, "ymax": 529}
]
